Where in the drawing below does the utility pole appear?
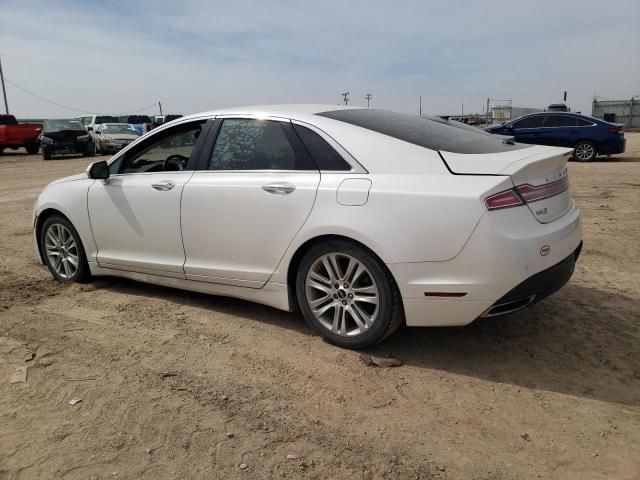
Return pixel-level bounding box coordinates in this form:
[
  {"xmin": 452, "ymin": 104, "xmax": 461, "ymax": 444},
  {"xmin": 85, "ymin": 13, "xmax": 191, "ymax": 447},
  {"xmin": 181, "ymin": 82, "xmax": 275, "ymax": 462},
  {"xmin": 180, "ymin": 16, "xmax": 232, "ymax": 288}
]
[
  {"xmin": 0, "ymin": 55, "xmax": 9, "ymax": 114},
  {"xmin": 461, "ymin": 103, "xmax": 464, "ymax": 116},
  {"xmin": 365, "ymin": 93, "xmax": 372, "ymax": 108},
  {"xmin": 486, "ymin": 97, "xmax": 490, "ymax": 125},
  {"xmin": 158, "ymin": 101, "xmax": 163, "ymax": 115},
  {"xmin": 341, "ymin": 92, "xmax": 349, "ymax": 106},
  {"xmin": 419, "ymin": 95, "xmax": 422, "ymax": 116}
]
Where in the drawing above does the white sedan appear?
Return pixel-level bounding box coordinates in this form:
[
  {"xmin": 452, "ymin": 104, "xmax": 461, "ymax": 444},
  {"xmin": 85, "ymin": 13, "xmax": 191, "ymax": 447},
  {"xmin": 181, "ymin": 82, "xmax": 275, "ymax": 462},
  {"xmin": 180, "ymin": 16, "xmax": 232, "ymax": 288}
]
[{"xmin": 33, "ymin": 105, "xmax": 582, "ymax": 348}]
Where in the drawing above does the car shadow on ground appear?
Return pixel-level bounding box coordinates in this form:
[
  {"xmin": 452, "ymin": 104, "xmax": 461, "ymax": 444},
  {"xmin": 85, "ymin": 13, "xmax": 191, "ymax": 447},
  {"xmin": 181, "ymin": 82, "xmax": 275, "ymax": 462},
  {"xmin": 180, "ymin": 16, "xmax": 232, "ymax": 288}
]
[
  {"xmin": 380, "ymin": 283, "xmax": 640, "ymax": 406},
  {"xmin": 97, "ymin": 278, "xmax": 640, "ymax": 406}
]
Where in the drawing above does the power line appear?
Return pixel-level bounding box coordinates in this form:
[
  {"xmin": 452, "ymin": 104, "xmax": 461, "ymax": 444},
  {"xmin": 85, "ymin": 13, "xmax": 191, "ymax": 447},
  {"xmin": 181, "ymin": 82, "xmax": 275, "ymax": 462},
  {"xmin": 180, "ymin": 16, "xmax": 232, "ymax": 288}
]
[{"xmin": 4, "ymin": 79, "xmax": 158, "ymax": 115}]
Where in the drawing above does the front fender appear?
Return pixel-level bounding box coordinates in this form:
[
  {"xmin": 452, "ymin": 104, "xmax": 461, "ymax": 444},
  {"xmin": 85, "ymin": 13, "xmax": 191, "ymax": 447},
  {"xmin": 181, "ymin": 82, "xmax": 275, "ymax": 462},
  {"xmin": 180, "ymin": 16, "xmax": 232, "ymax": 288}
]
[{"xmin": 34, "ymin": 179, "xmax": 97, "ymax": 262}]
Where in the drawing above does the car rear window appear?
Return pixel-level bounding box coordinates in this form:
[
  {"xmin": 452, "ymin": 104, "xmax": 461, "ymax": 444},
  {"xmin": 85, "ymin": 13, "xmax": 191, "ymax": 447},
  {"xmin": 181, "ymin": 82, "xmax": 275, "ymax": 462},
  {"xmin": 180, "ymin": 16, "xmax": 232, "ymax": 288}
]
[{"xmin": 316, "ymin": 109, "xmax": 527, "ymax": 154}]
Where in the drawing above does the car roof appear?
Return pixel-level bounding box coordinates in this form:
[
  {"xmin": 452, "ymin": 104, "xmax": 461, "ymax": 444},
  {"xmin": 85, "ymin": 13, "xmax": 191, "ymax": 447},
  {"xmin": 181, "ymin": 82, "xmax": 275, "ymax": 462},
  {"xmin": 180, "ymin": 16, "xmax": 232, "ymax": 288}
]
[{"xmin": 179, "ymin": 104, "xmax": 357, "ymax": 123}]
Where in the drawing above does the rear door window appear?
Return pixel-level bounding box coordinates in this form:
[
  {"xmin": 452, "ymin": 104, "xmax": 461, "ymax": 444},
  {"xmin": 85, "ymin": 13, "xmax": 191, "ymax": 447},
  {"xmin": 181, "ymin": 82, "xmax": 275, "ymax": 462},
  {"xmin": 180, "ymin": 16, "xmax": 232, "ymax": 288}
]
[
  {"xmin": 511, "ymin": 116, "xmax": 545, "ymax": 129},
  {"xmin": 209, "ymin": 119, "xmax": 316, "ymax": 170},
  {"xmin": 574, "ymin": 117, "xmax": 593, "ymax": 126},
  {"xmin": 543, "ymin": 115, "xmax": 576, "ymax": 127}
]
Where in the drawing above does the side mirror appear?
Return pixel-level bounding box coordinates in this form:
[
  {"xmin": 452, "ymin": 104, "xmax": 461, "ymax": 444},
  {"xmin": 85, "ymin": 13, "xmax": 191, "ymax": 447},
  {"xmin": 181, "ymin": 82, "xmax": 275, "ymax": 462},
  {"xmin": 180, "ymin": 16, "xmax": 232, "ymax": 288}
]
[
  {"xmin": 88, "ymin": 160, "xmax": 109, "ymax": 180},
  {"xmin": 87, "ymin": 126, "xmax": 93, "ymax": 131}
]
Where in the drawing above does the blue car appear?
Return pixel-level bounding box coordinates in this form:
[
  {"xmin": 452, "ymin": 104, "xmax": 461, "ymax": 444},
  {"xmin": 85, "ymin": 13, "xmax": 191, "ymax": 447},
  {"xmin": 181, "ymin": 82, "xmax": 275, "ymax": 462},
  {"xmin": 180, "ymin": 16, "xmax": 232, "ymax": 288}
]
[{"xmin": 485, "ymin": 112, "xmax": 625, "ymax": 161}]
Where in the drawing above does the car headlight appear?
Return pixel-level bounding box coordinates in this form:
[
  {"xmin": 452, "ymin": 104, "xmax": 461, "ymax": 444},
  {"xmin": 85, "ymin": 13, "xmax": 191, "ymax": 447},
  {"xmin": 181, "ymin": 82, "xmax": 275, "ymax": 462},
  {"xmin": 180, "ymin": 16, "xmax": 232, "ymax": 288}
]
[
  {"xmin": 77, "ymin": 134, "xmax": 90, "ymax": 141},
  {"xmin": 40, "ymin": 136, "xmax": 53, "ymax": 145}
]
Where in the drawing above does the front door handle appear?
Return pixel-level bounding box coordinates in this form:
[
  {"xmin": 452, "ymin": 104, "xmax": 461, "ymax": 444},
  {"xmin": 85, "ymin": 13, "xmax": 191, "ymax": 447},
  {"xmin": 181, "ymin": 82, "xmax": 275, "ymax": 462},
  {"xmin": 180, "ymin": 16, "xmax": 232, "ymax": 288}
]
[
  {"xmin": 262, "ymin": 182, "xmax": 296, "ymax": 195},
  {"xmin": 151, "ymin": 180, "xmax": 176, "ymax": 191}
]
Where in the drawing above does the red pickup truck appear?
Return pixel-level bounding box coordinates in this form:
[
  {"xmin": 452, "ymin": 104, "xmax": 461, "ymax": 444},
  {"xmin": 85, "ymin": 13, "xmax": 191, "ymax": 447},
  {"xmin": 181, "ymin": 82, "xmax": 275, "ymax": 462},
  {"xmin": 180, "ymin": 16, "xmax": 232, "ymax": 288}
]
[{"xmin": 0, "ymin": 114, "xmax": 42, "ymax": 154}]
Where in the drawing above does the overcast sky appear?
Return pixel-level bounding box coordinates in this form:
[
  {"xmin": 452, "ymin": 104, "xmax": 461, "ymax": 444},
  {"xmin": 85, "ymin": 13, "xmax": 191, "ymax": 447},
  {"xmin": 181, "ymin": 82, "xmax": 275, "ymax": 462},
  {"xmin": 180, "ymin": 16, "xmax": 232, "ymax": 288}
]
[{"xmin": 0, "ymin": 0, "xmax": 638, "ymax": 118}]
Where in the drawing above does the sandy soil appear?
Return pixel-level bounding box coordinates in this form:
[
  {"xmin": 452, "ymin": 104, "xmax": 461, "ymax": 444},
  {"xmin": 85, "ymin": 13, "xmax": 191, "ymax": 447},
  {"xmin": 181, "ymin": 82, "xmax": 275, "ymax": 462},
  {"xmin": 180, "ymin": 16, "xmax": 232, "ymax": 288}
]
[{"xmin": 1, "ymin": 137, "xmax": 639, "ymax": 480}]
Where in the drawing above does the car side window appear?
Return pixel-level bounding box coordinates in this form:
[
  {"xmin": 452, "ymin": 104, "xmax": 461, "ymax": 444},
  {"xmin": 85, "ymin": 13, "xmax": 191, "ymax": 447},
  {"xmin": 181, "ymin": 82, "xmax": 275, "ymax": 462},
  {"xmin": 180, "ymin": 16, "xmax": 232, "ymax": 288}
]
[
  {"xmin": 293, "ymin": 124, "xmax": 352, "ymax": 171},
  {"xmin": 116, "ymin": 120, "xmax": 205, "ymax": 175},
  {"xmin": 512, "ymin": 116, "xmax": 544, "ymax": 129},
  {"xmin": 209, "ymin": 119, "xmax": 316, "ymax": 170},
  {"xmin": 574, "ymin": 117, "xmax": 592, "ymax": 126},
  {"xmin": 544, "ymin": 115, "xmax": 576, "ymax": 127}
]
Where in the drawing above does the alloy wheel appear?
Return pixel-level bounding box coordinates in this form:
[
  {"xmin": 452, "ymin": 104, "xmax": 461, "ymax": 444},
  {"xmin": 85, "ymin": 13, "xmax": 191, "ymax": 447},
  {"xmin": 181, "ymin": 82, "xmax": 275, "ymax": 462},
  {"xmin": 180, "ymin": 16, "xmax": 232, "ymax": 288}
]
[
  {"xmin": 575, "ymin": 143, "xmax": 595, "ymax": 161},
  {"xmin": 305, "ymin": 252, "xmax": 379, "ymax": 337},
  {"xmin": 44, "ymin": 223, "xmax": 79, "ymax": 279}
]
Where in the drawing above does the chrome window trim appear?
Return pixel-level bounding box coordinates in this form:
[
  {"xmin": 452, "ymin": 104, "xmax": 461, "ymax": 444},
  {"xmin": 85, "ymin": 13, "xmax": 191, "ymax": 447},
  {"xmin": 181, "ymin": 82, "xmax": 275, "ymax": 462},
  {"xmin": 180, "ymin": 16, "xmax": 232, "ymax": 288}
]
[{"xmin": 511, "ymin": 114, "xmax": 596, "ymax": 130}]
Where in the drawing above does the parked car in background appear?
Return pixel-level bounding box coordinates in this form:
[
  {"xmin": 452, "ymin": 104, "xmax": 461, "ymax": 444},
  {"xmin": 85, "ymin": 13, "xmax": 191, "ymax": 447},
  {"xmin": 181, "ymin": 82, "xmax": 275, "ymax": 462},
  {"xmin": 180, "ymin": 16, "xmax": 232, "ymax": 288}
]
[
  {"xmin": 93, "ymin": 123, "xmax": 140, "ymax": 154},
  {"xmin": 40, "ymin": 119, "xmax": 95, "ymax": 160},
  {"xmin": 485, "ymin": 112, "xmax": 625, "ymax": 161},
  {"xmin": 149, "ymin": 114, "xmax": 183, "ymax": 130},
  {"xmin": 33, "ymin": 105, "xmax": 582, "ymax": 349},
  {"xmin": 546, "ymin": 103, "xmax": 570, "ymax": 112},
  {"xmin": 118, "ymin": 115, "xmax": 152, "ymax": 135},
  {"xmin": 76, "ymin": 115, "xmax": 121, "ymax": 135},
  {"xmin": 0, "ymin": 114, "xmax": 42, "ymax": 154}
]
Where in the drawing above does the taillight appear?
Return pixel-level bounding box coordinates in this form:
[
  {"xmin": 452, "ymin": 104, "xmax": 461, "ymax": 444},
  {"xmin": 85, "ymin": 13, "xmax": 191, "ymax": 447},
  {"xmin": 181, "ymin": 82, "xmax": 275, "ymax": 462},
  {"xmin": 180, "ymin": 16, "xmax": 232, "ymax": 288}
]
[
  {"xmin": 608, "ymin": 126, "xmax": 623, "ymax": 134},
  {"xmin": 485, "ymin": 177, "xmax": 570, "ymax": 211},
  {"xmin": 485, "ymin": 189, "xmax": 524, "ymax": 210},
  {"xmin": 515, "ymin": 177, "xmax": 569, "ymax": 202}
]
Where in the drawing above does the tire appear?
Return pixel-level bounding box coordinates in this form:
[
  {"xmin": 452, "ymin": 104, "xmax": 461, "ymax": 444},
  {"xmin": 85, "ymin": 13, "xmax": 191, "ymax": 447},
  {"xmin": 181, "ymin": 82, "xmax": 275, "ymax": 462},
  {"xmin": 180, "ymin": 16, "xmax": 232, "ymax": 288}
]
[
  {"xmin": 43, "ymin": 149, "xmax": 52, "ymax": 160},
  {"xmin": 84, "ymin": 144, "xmax": 96, "ymax": 157},
  {"xmin": 25, "ymin": 143, "xmax": 39, "ymax": 155},
  {"xmin": 573, "ymin": 141, "xmax": 597, "ymax": 162},
  {"xmin": 295, "ymin": 239, "xmax": 404, "ymax": 349},
  {"xmin": 39, "ymin": 215, "xmax": 91, "ymax": 283}
]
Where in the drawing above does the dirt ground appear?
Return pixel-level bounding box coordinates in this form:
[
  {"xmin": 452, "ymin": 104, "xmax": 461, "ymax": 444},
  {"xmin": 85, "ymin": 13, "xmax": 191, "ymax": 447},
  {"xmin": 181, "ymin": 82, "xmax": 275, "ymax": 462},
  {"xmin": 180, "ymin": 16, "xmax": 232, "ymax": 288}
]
[{"xmin": 1, "ymin": 135, "xmax": 639, "ymax": 480}]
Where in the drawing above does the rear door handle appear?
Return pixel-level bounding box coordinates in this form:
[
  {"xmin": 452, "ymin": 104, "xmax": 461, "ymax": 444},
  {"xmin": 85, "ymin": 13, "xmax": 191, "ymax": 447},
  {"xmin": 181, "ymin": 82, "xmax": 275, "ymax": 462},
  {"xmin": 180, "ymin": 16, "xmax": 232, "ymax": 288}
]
[
  {"xmin": 151, "ymin": 180, "xmax": 175, "ymax": 191},
  {"xmin": 262, "ymin": 182, "xmax": 296, "ymax": 195}
]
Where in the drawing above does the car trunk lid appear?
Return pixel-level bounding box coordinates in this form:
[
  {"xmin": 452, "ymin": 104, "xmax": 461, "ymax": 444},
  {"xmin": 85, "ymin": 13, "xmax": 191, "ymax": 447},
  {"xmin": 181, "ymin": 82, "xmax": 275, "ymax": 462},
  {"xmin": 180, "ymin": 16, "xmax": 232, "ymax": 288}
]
[{"xmin": 440, "ymin": 145, "xmax": 573, "ymax": 223}]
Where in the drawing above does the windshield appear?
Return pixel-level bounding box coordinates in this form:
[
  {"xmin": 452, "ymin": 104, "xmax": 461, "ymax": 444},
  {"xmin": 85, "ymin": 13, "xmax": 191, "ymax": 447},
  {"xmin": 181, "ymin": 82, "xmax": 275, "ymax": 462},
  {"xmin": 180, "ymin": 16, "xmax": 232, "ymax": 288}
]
[
  {"xmin": 44, "ymin": 120, "xmax": 85, "ymax": 132},
  {"xmin": 101, "ymin": 124, "xmax": 140, "ymax": 135},
  {"xmin": 96, "ymin": 116, "xmax": 120, "ymax": 124}
]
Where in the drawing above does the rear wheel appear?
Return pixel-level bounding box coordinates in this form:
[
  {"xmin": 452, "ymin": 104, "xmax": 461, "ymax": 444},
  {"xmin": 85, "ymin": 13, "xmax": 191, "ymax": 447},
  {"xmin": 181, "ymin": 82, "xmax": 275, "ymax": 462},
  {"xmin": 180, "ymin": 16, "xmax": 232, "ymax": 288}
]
[
  {"xmin": 573, "ymin": 141, "xmax": 597, "ymax": 162},
  {"xmin": 39, "ymin": 215, "xmax": 90, "ymax": 283},
  {"xmin": 295, "ymin": 239, "xmax": 403, "ymax": 349}
]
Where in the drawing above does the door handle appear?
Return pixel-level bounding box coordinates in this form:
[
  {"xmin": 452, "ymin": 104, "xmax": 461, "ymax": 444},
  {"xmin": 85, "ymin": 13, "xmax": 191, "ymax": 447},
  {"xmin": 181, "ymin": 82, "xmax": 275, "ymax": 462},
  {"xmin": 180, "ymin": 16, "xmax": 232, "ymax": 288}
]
[
  {"xmin": 151, "ymin": 180, "xmax": 176, "ymax": 191},
  {"xmin": 262, "ymin": 182, "xmax": 296, "ymax": 195}
]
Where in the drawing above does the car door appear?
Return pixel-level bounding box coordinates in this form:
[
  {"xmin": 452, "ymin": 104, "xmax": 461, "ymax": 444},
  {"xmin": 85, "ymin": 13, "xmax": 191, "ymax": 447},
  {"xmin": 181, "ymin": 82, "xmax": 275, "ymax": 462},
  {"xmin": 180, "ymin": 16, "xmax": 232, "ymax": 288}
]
[
  {"xmin": 87, "ymin": 119, "xmax": 210, "ymax": 277},
  {"xmin": 509, "ymin": 115, "xmax": 545, "ymax": 144},
  {"xmin": 181, "ymin": 117, "xmax": 320, "ymax": 288},
  {"xmin": 541, "ymin": 114, "xmax": 578, "ymax": 147}
]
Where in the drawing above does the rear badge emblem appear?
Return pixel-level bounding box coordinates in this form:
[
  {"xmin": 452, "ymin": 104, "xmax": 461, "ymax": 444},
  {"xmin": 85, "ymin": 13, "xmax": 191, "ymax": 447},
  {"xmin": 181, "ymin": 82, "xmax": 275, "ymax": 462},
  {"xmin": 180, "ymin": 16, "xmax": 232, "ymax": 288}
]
[{"xmin": 540, "ymin": 245, "xmax": 551, "ymax": 256}]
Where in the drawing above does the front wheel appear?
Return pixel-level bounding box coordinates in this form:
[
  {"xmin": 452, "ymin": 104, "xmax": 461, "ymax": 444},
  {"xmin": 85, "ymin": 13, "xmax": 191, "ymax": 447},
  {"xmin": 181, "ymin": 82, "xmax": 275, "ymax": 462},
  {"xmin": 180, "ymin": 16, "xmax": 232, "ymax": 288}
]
[
  {"xmin": 43, "ymin": 149, "xmax": 52, "ymax": 160},
  {"xmin": 295, "ymin": 239, "xmax": 403, "ymax": 349},
  {"xmin": 40, "ymin": 215, "xmax": 91, "ymax": 283},
  {"xmin": 573, "ymin": 141, "xmax": 597, "ymax": 162}
]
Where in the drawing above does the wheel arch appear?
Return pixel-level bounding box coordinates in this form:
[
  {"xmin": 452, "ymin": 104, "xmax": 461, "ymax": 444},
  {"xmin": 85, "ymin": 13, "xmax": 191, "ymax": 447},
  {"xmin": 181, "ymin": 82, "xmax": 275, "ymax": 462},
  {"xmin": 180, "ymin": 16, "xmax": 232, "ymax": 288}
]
[
  {"xmin": 35, "ymin": 208, "xmax": 71, "ymax": 262},
  {"xmin": 285, "ymin": 234, "xmax": 403, "ymax": 308}
]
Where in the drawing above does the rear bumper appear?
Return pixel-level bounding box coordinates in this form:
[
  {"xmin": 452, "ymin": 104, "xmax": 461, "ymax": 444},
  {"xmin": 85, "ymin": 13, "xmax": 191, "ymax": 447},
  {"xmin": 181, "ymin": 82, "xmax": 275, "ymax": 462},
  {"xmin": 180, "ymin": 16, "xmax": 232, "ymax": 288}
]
[
  {"xmin": 388, "ymin": 201, "xmax": 582, "ymax": 327},
  {"xmin": 481, "ymin": 242, "xmax": 581, "ymax": 317},
  {"xmin": 598, "ymin": 136, "xmax": 625, "ymax": 155}
]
